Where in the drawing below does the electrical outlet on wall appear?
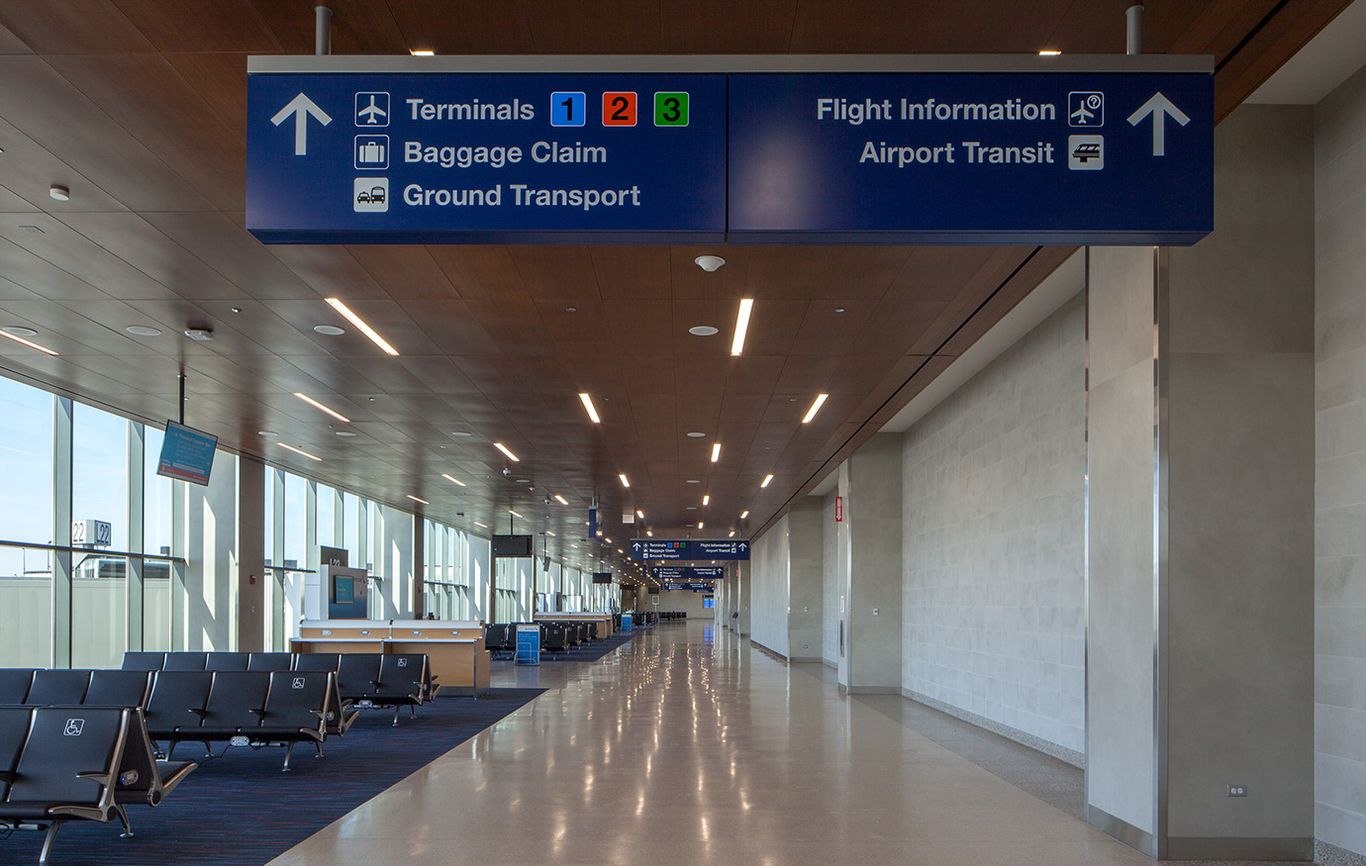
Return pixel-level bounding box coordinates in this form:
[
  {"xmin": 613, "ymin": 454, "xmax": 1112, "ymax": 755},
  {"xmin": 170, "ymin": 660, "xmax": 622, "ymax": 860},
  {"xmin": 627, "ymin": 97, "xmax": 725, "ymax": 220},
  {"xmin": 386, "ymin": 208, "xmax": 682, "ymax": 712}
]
[{"xmin": 1226, "ymin": 785, "xmax": 1248, "ymax": 797}]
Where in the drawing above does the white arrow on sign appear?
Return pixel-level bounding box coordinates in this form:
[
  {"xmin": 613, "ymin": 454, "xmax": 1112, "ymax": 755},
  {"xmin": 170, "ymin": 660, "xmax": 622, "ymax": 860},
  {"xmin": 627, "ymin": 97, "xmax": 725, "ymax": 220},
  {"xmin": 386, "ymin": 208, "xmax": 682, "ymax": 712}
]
[
  {"xmin": 271, "ymin": 93, "xmax": 332, "ymax": 156},
  {"xmin": 632, "ymin": 542, "xmax": 641, "ymax": 551},
  {"xmin": 1127, "ymin": 92, "xmax": 1190, "ymax": 157},
  {"xmin": 739, "ymin": 542, "xmax": 748, "ymax": 551}
]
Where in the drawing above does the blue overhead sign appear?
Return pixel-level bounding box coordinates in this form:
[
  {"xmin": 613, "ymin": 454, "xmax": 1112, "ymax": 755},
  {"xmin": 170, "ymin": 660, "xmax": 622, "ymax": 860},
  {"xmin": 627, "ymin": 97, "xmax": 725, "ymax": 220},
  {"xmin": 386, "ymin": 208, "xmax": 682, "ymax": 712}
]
[
  {"xmin": 727, "ymin": 71, "xmax": 1211, "ymax": 244},
  {"xmin": 663, "ymin": 582, "xmax": 716, "ymax": 592},
  {"xmin": 247, "ymin": 70, "xmax": 726, "ymax": 243},
  {"xmin": 247, "ymin": 57, "xmax": 1212, "ymax": 246},
  {"xmin": 631, "ymin": 539, "xmax": 749, "ymax": 561},
  {"xmin": 652, "ymin": 566, "xmax": 725, "ymax": 582}
]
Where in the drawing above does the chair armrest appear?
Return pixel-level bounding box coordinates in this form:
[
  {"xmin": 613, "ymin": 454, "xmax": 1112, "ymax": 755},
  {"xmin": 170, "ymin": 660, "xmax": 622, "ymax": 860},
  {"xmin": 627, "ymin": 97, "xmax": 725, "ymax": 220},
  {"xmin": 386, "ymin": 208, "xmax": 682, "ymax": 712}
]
[
  {"xmin": 186, "ymin": 708, "xmax": 207, "ymax": 717},
  {"xmin": 248, "ymin": 708, "xmax": 267, "ymax": 717},
  {"xmin": 428, "ymin": 675, "xmax": 440, "ymax": 683},
  {"xmin": 76, "ymin": 771, "xmax": 113, "ymax": 785},
  {"xmin": 308, "ymin": 709, "xmax": 327, "ymax": 719},
  {"xmin": 0, "ymin": 771, "xmax": 16, "ymax": 783}
]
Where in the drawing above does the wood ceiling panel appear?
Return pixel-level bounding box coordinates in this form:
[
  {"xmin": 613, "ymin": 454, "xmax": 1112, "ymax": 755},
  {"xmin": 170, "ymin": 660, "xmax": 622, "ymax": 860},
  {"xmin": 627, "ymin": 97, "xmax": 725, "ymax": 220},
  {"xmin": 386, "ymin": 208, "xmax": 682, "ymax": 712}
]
[
  {"xmin": 0, "ymin": 214, "xmax": 183, "ymax": 301},
  {"xmin": 788, "ymin": 0, "xmax": 1066, "ymax": 53},
  {"xmin": 249, "ymin": 0, "xmax": 408, "ymax": 55},
  {"xmin": 159, "ymin": 52, "xmax": 250, "ymax": 139},
  {"xmin": 0, "ymin": 1, "xmax": 154, "ymax": 54},
  {"xmin": 57, "ymin": 213, "xmax": 247, "ymax": 301},
  {"xmin": 0, "ymin": 57, "xmax": 210, "ymax": 211},
  {"xmin": 660, "ymin": 0, "xmax": 797, "ymax": 52},
  {"xmin": 347, "ymin": 245, "xmax": 459, "ymax": 300},
  {"xmin": 384, "ymin": 1, "xmax": 536, "ymax": 55},
  {"xmin": 0, "ymin": 118, "xmax": 129, "ymax": 214},
  {"xmin": 512, "ymin": 246, "xmax": 601, "ymax": 299},
  {"xmin": 112, "ymin": 0, "xmax": 281, "ymax": 52},
  {"xmin": 141, "ymin": 213, "xmax": 318, "ymax": 301}
]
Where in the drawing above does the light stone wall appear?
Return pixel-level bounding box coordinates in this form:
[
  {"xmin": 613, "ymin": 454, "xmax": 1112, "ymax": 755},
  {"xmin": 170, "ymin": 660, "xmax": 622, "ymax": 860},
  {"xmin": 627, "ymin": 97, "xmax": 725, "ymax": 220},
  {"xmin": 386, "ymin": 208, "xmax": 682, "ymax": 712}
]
[
  {"xmin": 901, "ymin": 294, "xmax": 1086, "ymax": 756},
  {"xmin": 1315, "ymin": 64, "xmax": 1366, "ymax": 860},
  {"xmin": 749, "ymin": 516, "xmax": 789, "ymax": 656},
  {"xmin": 822, "ymin": 491, "xmax": 840, "ymax": 665},
  {"xmin": 788, "ymin": 499, "xmax": 824, "ymax": 661}
]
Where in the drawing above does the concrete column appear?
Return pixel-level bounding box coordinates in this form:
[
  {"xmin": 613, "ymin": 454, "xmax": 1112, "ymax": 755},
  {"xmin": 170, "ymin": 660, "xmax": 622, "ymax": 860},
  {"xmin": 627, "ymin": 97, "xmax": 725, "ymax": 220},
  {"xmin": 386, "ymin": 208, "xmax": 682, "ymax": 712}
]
[
  {"xmin": 237, "ymin": 456, "xmax": 265, "ymax": 652},
  {"xmin": 838, "ymin": 433, "xmax": 903, "ymax": 693},
  {"xmin": 788, "ymin": 499, "xmax": 824, "ymax": 661},
  {"xmin": 413, "ymin": 516, "xmax": 425, "ymax": 617},
  {"xmin": 735, "ymin": 560, "xmax": 750, "ymax": 636},
  {"xmin": 1085, "ymin": 104, "xmax": 1314, "ymax": 860}
]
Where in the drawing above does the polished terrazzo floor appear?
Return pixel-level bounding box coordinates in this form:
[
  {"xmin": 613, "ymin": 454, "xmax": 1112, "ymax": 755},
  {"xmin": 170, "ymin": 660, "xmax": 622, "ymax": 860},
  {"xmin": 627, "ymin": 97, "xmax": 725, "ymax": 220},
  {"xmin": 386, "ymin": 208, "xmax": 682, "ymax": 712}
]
[{"xmin": 268, "ymin": 620, "xmax": 1156, "ymax": 866}]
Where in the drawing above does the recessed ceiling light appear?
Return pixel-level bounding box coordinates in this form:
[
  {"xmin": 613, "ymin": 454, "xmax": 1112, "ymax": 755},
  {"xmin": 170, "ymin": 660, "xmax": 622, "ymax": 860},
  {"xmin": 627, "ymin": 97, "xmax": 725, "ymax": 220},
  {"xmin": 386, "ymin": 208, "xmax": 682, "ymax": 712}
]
[
  {"xmin": 0, "ymin": 328, "xmax": 57, "ymax": 356},
  {"xmin": 443, "ymin": 473, "xmax": 466, "ymax": 487},
  {"xmin": 564, "ymin": 306, "xmax": 577, "ymax": 313},
  {"xmin": 125, "ymin": 325, "xmax": 162, "ymax": 337},
  {"xmin": 230, "ymin": 307, "xmax": 242, "ymax": 314},
  {"xmin": 694, "ymin": 254, "xmax": 725, "ymax": 272},
  {"xmin": 1038, "ymin": 48, "xmax": 1062, "ymax": 56},
  {"xmin": 258, "ymin": 431, "xmax": 277, "ymax": 438},
  {"xmin": 293, "ymin": 392, "xmax": 350, "ymax": 423},
  {"xmin": 686, "ymin": 479, "xmax": 700, "ymax": 484},
  {"xmin": 313, "ymin": 324, "xmax": 345, "ymax": 336},
  {"xmin": 729, "ymin": 530, "xmax": 736, "ymax": 538},
  {"xmin": 17, "ymin": 225, "xmax": 44, "ymax": 234},
  {"xmin": 618, "ymin": 473, "xmax": 630, "ymax": 488},
  {"xmin": 834, "ymin": 306, "xmax": 846, "ymax": 314},
  {"xmin": 335, "ymin": 430, "xmax": 358, "ymax": 437},
  {"xmin": 740, "ymin": 510, "xmax": 749, "ymax": 519},
  {"xmin": 278, "ymin": 442, "xmax": 322, "ymax": 461},
  {"xmin": 578, "ymin": 392, "xmax": 601, "ymax": 424},
  {"xmin": 450, "ymin": 431, "xmax": 473, "ymax": 438},
  {"xmin": 697, "ymin": 522, "xmax": 704, "ymax": 530},
  {"xmin": 406, "ymin": 494, "xmax": 429, "ymax": 505},
  {"xmin": 802, "ymin": 393, "xmax": 829, "ymax": 424},
  {"xmin": 323, "ymin": 297, "xmax": 399, "ymax": 356},
  {"xmin": 493, "ymin": 442, "xmax": 519, "ymax": 462},
  {"xmin": 3, "ymin": 326, "xmax": 38, "ymax": 338},
  {"xmin": 686, "ymin": 506, "xmax": 697, "ymax": 511},
  {"xmin": 760, "ymin": 473, "xmax": 774, "ymax": 488},
  {"xmin": 702, "ymin": 494, "xmax": 710, "ymax": 506},
  {"xmin": 48, "ymin": 184, "xmax": 70, "ymax": 202},
  {"xmin": 688, "ymin": 325, "xmax": 719, "ymax": 337},
  {"xmin": 731, "ymin": 298, "xmax": 753, "ymax": 356},
  {"xmin": 554, "ymin": 494, "xmax": 569, "ymax": 505},
  {"xmin": 516, "ymin": 478, "xmax": 530, "ymax": 484},
  {"xmin": 710, "ymin": 442, "xmax": 721, "ymax": 463},
  {"xmin": 646, "ymin": 530, "xmax": 653, "ymax": 537},
  {"xmin": 686, "ymin": 431, "xmax": 706, "ymax": 438},
  {"xmin": 411, "ymin": 48, "xmax": 435, "ymax": 56},
  {"xmin": 636, "ymin": 509, "xmax": 644, "ymax": 519}
]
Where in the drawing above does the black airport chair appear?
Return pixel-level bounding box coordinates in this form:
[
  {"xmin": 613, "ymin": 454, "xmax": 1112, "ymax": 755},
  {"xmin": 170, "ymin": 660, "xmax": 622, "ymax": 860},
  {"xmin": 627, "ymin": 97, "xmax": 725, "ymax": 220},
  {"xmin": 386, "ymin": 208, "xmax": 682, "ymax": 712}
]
[
  {"xmin": 375, "ymin": 655, "xmax": 426, "ymax": 723},
  {"xmin": 258, "ymin": 672, "xmax": 332, "ymax": 770},
  {"xmin": 142, "ymin": 672, "xmax": 213, "ymax": 754},
  {"xmin": 120, "ymin": 652, "xmax": 165, "ymax": 672},
  {"xmin": 0, "ymin": 707, "xmax": 31, "ymax": 799},
  {"xmin": 83, "ymin": 670, "xmax": 151, "ymax": 709},
  {"xmin": 0, "ymin": 706, "xmax": 130, "ymax": 864},
  {"xmin": 0, "ymin": 670, "xmax": 34, "ymax": 706},
  {"xmin": 293, "ymin": 653, "xmax": 341, "ymax": 673},
  {"xmin": 541, "ymin": 623, "xmax": 569, "ymax": 654},
  {"xmin": 23, "ymin": 670, "xmax": 92, "ymax": 706},
  {"xmin": 113, "ymin": 708, "xmax": 197, "ymax": 814},
  {"xmin": 205, "ymin": 652, "xmax": 249, "ymax": 671},
  {"xmin": 246, "ymin": 652, "xmax": 294, "ymax": 672},
  {"xmin": 336, "ymin": 653, "xmax": 383, "ymax": 703},
  {"xmin": 161, "ymin": 652, "xmax": 207, "ymax": 672},
  {"xmin": 195, "ymin": 672, "xmax": 271, "ymax": 743}
]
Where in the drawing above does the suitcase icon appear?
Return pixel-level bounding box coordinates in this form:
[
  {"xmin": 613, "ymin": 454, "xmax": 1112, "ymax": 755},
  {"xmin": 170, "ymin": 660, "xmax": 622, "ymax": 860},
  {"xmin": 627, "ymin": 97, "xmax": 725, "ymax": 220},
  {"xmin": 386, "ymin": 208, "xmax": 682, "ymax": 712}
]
[{"xmin": 353, "ymin": 135, "xmax": 389, "ymax": 170}]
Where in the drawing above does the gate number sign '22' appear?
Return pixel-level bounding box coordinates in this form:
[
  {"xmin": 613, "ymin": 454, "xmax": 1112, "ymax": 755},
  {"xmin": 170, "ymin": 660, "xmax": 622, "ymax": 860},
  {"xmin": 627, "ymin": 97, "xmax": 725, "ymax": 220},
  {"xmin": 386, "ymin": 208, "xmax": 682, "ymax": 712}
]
[{"xmin": 246, "ymin": 64, "xmax": 1211, "ymax": 245}]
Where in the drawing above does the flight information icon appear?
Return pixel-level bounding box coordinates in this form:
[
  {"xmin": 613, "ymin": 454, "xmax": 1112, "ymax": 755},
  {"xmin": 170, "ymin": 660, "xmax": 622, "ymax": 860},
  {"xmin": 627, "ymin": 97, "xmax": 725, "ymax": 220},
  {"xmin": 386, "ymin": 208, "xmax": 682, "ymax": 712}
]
[{"xmin": 1068, "ymin": 92, "xmax": 1104, "ymax": 127}]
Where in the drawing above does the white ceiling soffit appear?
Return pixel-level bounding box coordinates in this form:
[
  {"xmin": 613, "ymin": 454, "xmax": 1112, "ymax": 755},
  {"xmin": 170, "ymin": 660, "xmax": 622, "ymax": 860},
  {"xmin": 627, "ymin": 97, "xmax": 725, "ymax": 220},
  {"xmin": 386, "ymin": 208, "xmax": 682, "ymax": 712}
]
[
  {"xmin": 1249, "ymin": 0, "xmax": 1366, "ymax": 104},
  {"xmin": 807, "ymin": 250, "xmax": 1084, "ymax": 498}
]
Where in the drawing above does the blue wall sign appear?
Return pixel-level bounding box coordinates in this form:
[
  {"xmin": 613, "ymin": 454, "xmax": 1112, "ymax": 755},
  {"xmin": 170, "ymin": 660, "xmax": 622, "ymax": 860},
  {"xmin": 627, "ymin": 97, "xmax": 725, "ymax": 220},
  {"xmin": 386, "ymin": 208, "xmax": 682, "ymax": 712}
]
[
  {"xmin": 652, "ymin": 566, "xmax": 725, "ymax": 581},
  {"xmin": 727, "ymin": 72, "xmax": 1212, "ymax": 244},
  {"xmin": 630, "ymin": 539, "xmax": 749, "ymax": 561},
  {"xmin": 247, "ymin": 58, "xmax": 1212, "ymax": 246},
  {"xmin": 248, "ymin": 72, "xmax": 727, "ymax": 243}
]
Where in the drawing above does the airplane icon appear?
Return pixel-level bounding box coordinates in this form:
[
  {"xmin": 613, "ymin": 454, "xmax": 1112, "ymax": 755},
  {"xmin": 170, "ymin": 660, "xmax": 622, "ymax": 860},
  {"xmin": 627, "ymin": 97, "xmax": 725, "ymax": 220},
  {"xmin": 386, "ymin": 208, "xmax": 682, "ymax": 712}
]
[
  {"xmin": 354, "ymin": 92, "xmax": 390, "ymax": 128},
  {"xmin": 1068, "ymin": 91, "xmax": 1104, "ymax": 128},
  {"xmin": 1070, "ymin": 104, "xmax": 1095, "ymax": 124}
]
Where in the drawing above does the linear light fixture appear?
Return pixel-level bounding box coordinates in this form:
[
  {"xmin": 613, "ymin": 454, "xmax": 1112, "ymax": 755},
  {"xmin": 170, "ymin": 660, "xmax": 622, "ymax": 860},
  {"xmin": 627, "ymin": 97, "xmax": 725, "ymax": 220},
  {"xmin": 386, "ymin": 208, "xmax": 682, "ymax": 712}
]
[
  {"xmin": 410, "ymin": 48, "xmax": 435, "ymax": 56},
  {"xmin": 740, "ymin": 510, "xmax": 749, "ymax": 519},
  {"xmin": 293, "ymin": 392, "xmax": 350, "ymax": 423},
  {"xmin": 729, "ymin": 530, "xmax": 736, "ymax": 538},
  {"xmin": 442, "ymin": 473, "xmax": 466, "ymax": 487},
  {"xmin": 554, "ymin": 494, "xmax": 569, "ymax": 505},
  {"xmin": 493, "ymin": 442, "xmax": 520, "ymax": 462},
  {"xmin": 0, "ymin": 329, "xmax": 58, "ymax": 356},
  {"xmin": 710, "ymin": 442, "xmax": 721, "ymax": 463},
  {"xmin": 578, "ymin": 392, "xmax": 601, "ymax": 423},
  {"xmin": 509, "ymin": 509, "xmax": 523, "ymax": 519},
  {"xmin": 406, "ymin": 494, "xmax": 429, "ymax": 505},
  {"xmin": 760, "ymin": 474, "xmax": 773, "ymax": 488},
  {"xmin": 636, "ymin": 509, "xmax": 644, "ymax": 519},
  {"xmin": 646, "ymin": 529, "xmax": 653, "ymax": 537},
  {"xmin": 474, "ymin": 521, "xmax": 488, "ymax": 528},
  {"xmin": 1038, "ymin": 48, "xmax": 1062, "ymax": 56},
  {"xmin": 801, "ymin": 393, "xmax": 829, "ymax": 424},
  {"xmin": 702, "ymin": 494, "xmax": 710, "ymax": 506},
  {"xmin": 697, "ymin": 521, "xmax": 704, "ymax": 530},
  {"xmin": 546, "ymin": 530, "xmax": 556, "ymax": 537},
  {"xmin": 730, "ymin": 298, "xmax": 754, "ymax": 356},
  {"xmin": 323, "ymin": 297, "xmax": 399, "ymax": 356},
  {"xmin": 278, "ymin": 442, "xmax": 321, "ymax": 461},
  {"xmin": 618, "ymin": 473, "xmax": 630, "ymax": 488}
]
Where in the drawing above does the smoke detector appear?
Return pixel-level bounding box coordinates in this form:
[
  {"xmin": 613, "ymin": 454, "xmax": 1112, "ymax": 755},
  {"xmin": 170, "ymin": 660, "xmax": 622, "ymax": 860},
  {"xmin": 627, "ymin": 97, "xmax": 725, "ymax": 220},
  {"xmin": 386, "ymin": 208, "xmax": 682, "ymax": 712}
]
[
  {"xmin": 183, "ymin": 327, "xmax": 215, "ymax": 342},
  {"xmin": 694, "ymin": 254, "xmax": 725, "ymax": 273}
]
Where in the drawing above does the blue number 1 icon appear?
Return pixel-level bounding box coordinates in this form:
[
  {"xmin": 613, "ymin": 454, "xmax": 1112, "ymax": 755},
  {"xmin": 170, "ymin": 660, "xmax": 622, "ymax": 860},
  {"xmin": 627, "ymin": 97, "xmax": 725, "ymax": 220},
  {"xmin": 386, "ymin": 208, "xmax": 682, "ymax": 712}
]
[{"xmin": 550, "ymin": 92, "xmax": 586, "ymax": 127}]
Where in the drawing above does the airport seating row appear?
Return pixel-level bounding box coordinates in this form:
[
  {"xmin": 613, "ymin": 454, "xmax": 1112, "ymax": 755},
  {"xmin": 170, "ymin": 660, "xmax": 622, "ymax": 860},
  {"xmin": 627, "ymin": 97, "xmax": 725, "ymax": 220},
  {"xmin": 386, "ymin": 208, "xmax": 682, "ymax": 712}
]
[
  {"xmin": 121, "ymin": 651, "xmax": 438, "ymax": 717},
  {"xmin": 484, "ymin": 621, "xmax": 602, "ymax": 658},
  {"xmin": 657, "ymin": 611, "xmax": 688, "ymax": 620},
  {"xmin": 0, "ymin": 704, "xmax": 197, "ymax": 864}
]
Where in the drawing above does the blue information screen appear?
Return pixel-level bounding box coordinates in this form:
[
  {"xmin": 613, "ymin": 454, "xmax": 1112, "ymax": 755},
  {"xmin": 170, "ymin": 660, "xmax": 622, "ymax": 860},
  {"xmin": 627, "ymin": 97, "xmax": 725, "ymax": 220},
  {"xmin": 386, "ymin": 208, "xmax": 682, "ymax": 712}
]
[
  {"xmin": 727, "ymin": 72, "xmax": 1212, "ymax": 244},
  {"xmin": 157, "ymin": 421, "xmax": 218, "ymax": 486},
  {"xmin": 247, "ymin": 73, "xmax": 727, "ymax": 243}
]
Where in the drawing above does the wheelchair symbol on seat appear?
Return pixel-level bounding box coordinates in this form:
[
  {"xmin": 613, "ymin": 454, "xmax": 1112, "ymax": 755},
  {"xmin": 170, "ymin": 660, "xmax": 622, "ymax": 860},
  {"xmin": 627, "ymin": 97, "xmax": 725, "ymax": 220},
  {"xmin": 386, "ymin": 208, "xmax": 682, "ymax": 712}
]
[{"xmin": 64, "ymin": 718, "xmax": 85, "ymax": 737}]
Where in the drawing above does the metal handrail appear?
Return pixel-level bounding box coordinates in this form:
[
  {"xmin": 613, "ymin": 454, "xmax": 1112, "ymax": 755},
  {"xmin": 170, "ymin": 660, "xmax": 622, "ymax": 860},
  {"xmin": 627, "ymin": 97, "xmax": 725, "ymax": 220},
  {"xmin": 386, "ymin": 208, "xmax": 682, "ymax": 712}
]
[{"xmin": 0, "ymin": 539, "xmax": 187, "ymax": 564}]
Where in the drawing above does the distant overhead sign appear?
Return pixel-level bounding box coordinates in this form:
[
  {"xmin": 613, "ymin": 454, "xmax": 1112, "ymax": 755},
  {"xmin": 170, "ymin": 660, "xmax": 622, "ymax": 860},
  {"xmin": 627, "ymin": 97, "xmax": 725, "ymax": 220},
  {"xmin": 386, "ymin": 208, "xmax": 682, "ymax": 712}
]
[
  {"xmin": 630, "ymin": 539, "xmax": 748, "ymax": 561},
  {"xmin": 651, "ymin": 566, "xmax": 725, "ymax": 581},
  {"xmin": 247, "ymin": 56, "xmax": 1212, "ymax": 247}
]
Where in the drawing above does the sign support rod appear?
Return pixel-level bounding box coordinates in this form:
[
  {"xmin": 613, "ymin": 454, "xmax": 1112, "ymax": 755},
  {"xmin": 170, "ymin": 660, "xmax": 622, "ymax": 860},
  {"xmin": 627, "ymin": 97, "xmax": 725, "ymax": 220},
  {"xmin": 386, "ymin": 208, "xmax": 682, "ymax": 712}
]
[
  {"xmin": 315, "ymin": 5, "xmax": 331, "ymax": 57},
  {"xmin": 177, "ymin": 372, "xmax": 186, "ymax": 425},
  {"xmin": 1127, "ymin": 4, "xmax": 1144, "ymax": 56}
]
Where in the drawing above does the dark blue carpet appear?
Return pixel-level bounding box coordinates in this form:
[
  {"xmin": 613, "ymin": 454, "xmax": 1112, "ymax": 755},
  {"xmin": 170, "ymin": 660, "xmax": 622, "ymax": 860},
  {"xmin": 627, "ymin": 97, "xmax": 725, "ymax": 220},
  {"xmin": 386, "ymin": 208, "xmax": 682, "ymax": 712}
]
[
  {"xmin": 491, "ymin": 631, "xmax": 634, "ymax": 665},
  {"xmin": 0, "ymin": 688, "xmax": 544, "ymax": 866}
]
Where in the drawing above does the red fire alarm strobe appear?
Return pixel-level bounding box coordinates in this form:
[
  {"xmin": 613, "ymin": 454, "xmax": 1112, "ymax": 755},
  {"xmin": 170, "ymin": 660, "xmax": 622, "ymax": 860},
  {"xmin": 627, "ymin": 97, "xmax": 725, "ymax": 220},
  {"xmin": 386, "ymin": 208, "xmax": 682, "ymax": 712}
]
[{"xmin": 835, "ymin": 495, "xmax": 844, "ymax": 522}]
